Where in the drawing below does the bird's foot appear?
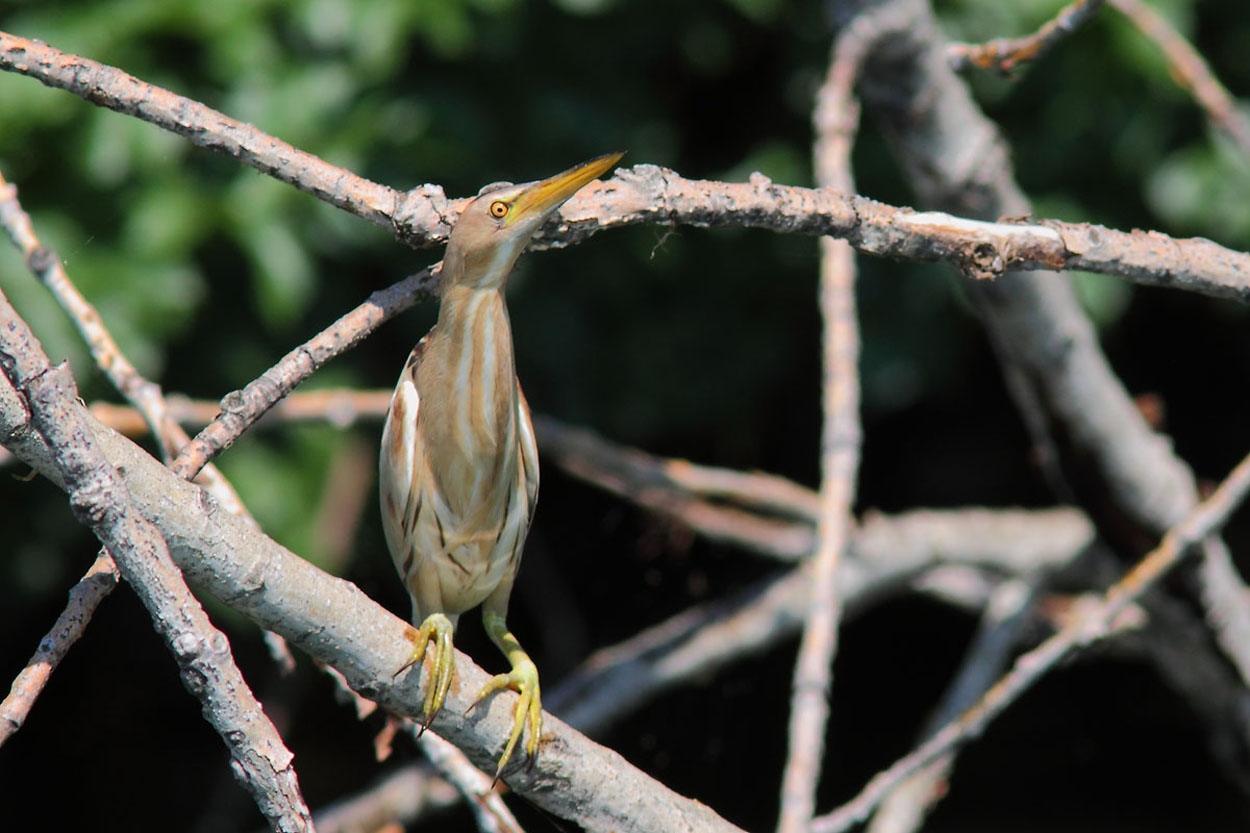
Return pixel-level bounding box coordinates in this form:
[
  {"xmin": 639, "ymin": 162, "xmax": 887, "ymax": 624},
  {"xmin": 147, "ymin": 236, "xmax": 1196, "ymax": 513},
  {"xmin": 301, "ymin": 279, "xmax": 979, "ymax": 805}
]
[
  {"xmin": 395, "ymin": 612, "xmax": 455, "ymax": 733},
  {"xmin": 468, "ymin": 655, "xmax": 542, "ymax": 781}
]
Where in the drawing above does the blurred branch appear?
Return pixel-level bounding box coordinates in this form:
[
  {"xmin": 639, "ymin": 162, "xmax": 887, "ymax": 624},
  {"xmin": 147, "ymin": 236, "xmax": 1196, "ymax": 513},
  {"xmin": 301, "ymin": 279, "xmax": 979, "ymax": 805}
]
[
  {"xmin": 813, "ymin": 441, "xmax": 1250, "ymax": 833},
  {"xmin": 777, "ymin": 16, "xmax": 869, "ymax": 832},
  {"xmin": 0, "ymin": 378, "xmax": 746, "ymax": 833},
  {"xmin": 948, "ymin": 0, "xmax": 1105, "ymax": 75},
  {"xmin": 547, "ymin": 507, "xmax": 1096, "ymax": 734},
  {"xmin": 865, "ymin": 579, "xmax": 1038, "ymax": 833},
  {"xmin": 311, "ymin": 765, "xmax": 458, "ymax": 833},
  {"xmin": 414, "ymin": 729, "xmax": 526, "ymax": 833},
  {"xmin": 2, "ymin": 32, "xmax": 1248, "ymax": 303},
  {"xmin": 0, "ymin": 298, "xmax": 312, "ymax": 831},
  {"xmin": 1109, "ymin": 0, "xmax": 1250, "ymax": 160}
]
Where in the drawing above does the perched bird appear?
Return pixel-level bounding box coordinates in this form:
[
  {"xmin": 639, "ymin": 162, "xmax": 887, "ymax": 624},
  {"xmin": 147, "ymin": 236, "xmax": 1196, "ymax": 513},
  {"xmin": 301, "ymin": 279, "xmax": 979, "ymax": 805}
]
[{"xmin": 380, "ymin": 152, "xmax": 624, "ymax": 777}]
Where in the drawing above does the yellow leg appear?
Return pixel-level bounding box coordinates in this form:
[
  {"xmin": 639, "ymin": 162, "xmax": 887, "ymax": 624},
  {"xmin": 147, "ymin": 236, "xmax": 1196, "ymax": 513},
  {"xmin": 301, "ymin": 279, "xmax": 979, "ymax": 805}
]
[
  {"xmin": 469, "ymin": 610, "xmax": 542, "ymax": 779},
  {"xmin": 395, "ymin": 612, "xmax": 455, "ymax": 733}
]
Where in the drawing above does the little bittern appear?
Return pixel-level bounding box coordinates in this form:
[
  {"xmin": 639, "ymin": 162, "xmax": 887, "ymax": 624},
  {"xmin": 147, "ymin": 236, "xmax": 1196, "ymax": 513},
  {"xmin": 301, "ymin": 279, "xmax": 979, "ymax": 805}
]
[{"xmin": 380, "ymin": 152, "xmax": 624, "ymax": 777}]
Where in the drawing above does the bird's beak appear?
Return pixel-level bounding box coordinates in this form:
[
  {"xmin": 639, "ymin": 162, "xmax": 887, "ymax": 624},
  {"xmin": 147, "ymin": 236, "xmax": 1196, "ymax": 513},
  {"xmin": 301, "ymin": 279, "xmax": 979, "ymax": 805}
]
[{"xmin": 504, "ymin": 152, "xmax": 626, "ymax": 228}]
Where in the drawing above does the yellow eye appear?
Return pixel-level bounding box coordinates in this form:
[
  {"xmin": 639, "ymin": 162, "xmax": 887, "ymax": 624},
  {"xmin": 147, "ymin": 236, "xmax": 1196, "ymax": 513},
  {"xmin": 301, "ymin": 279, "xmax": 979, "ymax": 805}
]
[{"xmin": 489, "ymin": 200, "xmax": 509, "ymax": 218}]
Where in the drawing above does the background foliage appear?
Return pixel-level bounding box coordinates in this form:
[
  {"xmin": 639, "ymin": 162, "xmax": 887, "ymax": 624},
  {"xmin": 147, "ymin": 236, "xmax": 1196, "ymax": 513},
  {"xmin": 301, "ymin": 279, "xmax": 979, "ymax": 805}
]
[{"xmin": 2, "ymin": 0, "xmax": 1249, "ymax": 830}]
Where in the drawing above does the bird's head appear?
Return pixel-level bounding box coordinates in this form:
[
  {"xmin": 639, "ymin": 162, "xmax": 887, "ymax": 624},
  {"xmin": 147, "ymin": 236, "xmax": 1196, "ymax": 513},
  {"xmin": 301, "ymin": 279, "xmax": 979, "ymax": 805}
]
[{"xmin": 444, "ymin": 152, "xmax": 625, "ymax": 291}]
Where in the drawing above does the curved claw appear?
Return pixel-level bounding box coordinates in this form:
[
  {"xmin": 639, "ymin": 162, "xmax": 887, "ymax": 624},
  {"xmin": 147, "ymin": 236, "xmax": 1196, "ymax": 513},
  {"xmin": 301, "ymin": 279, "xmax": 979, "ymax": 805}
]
[
  {"xmin": 395, "ymin": 613, "xmax": 456, "ymax": 733},
  {"xmin": 468, "ymin": 656, "xmax": 542, "ymax": 780}
]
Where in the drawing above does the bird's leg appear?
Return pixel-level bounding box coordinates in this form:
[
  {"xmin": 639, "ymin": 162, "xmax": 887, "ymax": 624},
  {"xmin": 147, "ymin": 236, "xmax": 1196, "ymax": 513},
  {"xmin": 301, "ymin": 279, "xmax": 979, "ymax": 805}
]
[
  {"xmin": 396, "ymin": 612, "xmax": 456, "ymax": 734},
  {"xmin": 469, "ymin": 607, "xmax": 542, "ymax": 779}
]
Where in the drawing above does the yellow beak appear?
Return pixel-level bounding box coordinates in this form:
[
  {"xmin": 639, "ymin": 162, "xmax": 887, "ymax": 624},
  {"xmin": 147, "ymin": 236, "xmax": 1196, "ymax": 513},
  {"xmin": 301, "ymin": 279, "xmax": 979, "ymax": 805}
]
[{"xmin": 505, "ymin": 152, "xmax": 625, "ymax": 227}]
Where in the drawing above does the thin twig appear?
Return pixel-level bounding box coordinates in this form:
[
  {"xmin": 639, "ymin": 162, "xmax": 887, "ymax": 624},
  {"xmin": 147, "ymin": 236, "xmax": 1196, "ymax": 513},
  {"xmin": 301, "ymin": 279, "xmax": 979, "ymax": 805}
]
[
  {"xmin": 311, "ymin": 765, "xmax": 458, "ymax": 833},
  {"xmin": 1109, "ymin": 0, "xmax": 1250, "ymax": 160},
  {"xmin": 949, "ymin": 0, "xmax": 1106, "ymax": 75},
  {"xmin": 414, "ymin": 729, "xmax": 526, "ymax": 833},
  {"xmin": 169, "ymin": 267, "xmax": 436, "ymax": 482},
  {"xmin": 776, "ymin": 19, "xmax": 867, "ymax": 833},
  {"xmin": 0, "ymin": 298, "xmax": 313, "ymax": 832},
  {"xmin": 0, "ymin": 32, "xmax": 440, "ymax": 242},
  {"xmin": 812, "ymin": 443, "xmax": 1250, "ymax": 833},
  {"xmin": 865, "ymin": 579, "xmax": 1038, "ymax": 833},
  {"xmin": 0, "ymin": 552, "xmax": 119, "ymax": 744}
]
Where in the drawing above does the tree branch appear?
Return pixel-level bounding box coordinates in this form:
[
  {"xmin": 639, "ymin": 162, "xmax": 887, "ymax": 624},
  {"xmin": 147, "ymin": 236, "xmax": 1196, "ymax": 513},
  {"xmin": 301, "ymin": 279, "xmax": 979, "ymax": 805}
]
[
  {"xmin": 948, "ymin": 0, "xmax": 1106, "ymax": 75},
  {"xmin": 777, "ymin": 15, "xmax": 869, "ymax": 831},
  {"xmin": 1109, "ymin": 0, "xmax": 1250, "ymax": 160}
]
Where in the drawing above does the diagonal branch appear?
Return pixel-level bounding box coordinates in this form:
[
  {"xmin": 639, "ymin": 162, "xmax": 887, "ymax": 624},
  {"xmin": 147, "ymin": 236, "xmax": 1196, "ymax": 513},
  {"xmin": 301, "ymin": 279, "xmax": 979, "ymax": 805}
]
[
  {"xmin": 948, "ymin": 0, "xmax": 1106, "ymax": 75},
  {"xmin": 1109, "ymin": 0, "xmax": 1250, "ymax": 160}
]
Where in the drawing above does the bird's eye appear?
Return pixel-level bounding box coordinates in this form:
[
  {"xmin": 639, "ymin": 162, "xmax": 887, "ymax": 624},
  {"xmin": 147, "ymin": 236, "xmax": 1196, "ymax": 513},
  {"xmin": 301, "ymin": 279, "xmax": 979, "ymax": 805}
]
[{"xmin": 489, "ymin": 201, "xmax": 509, "ymax": 218}]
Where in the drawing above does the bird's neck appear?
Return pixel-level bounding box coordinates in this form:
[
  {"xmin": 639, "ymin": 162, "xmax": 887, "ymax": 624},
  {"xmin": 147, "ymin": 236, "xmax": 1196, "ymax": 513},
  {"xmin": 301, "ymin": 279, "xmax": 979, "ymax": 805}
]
[{"xmin": 423, "ymin": 285, "xmax": 518, "ymax": 471}]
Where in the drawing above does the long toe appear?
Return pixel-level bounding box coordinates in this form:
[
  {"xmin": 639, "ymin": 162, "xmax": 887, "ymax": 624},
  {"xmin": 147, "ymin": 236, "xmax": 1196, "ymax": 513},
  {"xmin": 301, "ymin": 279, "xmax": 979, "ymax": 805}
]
[
  {"xmin": 471, "ymin": 657, "xmax": 542, "ymax": 779},
  {"xmin": 400, "ymin": 613, "xmax": 456, "ymax": 730}
]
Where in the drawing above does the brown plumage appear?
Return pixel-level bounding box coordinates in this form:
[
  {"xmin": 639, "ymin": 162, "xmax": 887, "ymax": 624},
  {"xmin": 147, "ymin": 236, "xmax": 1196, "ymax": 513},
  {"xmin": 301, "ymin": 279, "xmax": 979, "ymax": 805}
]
[{"xmin": 380, "ymin": 153, "xmax": 623, "ymax": 777}]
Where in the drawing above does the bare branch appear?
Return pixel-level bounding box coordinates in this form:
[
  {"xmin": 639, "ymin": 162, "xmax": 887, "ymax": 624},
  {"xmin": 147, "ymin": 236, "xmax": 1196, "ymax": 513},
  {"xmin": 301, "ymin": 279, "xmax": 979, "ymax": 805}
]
[
  {"xmin": 949, "ymin": 0, "xmax": 1106, "ymax": 75},
  {"xmin": 813, "ymin": 443, "xmax": 1250, "ymax": 833},
  {"xmin": 0, "ymin": 300, "xmax": 312, "ymax": 831},
  {"xmin": 534, "ymin": 414, "xmax": 816, "ymax": 560},
  {"xmin": 0, "ymin": 552, "xmax": 118, "ymax": 745},
  {"xmin": 310, "ymin": 765, "xmax": 459, "ymax": 833},
  {"xmin": 777, "ymin": 16, "xmax": 869, "ymax": 831},
  {"xmin": 548, "ymin": 507, "xmax": 1095, "ymax": 735},
  {"xmin": 0, "ymin": 32, "xmax": 446, "ymax": 243},
  {"xmin": 169, "ymin": 268, "xmax": 436, "ymax": 482},
  {"xmin": 415, "ymin": 729, "xmax": 526, "ymax": 833},
  {"xmin": 1109, "ymin": 0, "xmax": 1250, "ymax": 160},
  {"xmin": 866, "ymin": 579, "xmax": 1038, "ymax": 833}
]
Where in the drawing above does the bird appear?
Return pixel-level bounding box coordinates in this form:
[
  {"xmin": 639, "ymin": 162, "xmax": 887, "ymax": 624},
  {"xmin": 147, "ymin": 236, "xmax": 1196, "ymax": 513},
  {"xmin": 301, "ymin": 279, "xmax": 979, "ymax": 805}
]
[{"xmin": 379, "ymin": 152, "xmax": 625, "ymax": 778}]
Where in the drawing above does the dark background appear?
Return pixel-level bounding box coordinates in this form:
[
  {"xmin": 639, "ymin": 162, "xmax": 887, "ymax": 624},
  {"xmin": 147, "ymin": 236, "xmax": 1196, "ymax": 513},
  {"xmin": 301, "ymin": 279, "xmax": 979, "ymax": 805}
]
[{"xmin": 2, "ymin": 0, "xmax": 1249, "ymax": 830}]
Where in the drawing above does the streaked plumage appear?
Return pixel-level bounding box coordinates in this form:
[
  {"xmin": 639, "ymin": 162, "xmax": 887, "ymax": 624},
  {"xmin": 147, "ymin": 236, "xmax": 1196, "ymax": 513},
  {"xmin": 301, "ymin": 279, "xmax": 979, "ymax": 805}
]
[{"xmin": 380, "ymin": 153, "xmax": 623, "ymax": 778}]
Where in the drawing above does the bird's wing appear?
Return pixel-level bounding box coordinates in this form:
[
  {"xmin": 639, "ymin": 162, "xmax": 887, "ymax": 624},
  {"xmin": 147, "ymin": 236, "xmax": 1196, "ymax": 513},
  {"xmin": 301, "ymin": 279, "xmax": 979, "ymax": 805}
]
[
  {"xmin": 515, "ymin": 383, "xmax": 540, "ymax": 535},
  {"xmin": 379, "ymin": 329, "xmax": 434, "ymax": 582}
]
